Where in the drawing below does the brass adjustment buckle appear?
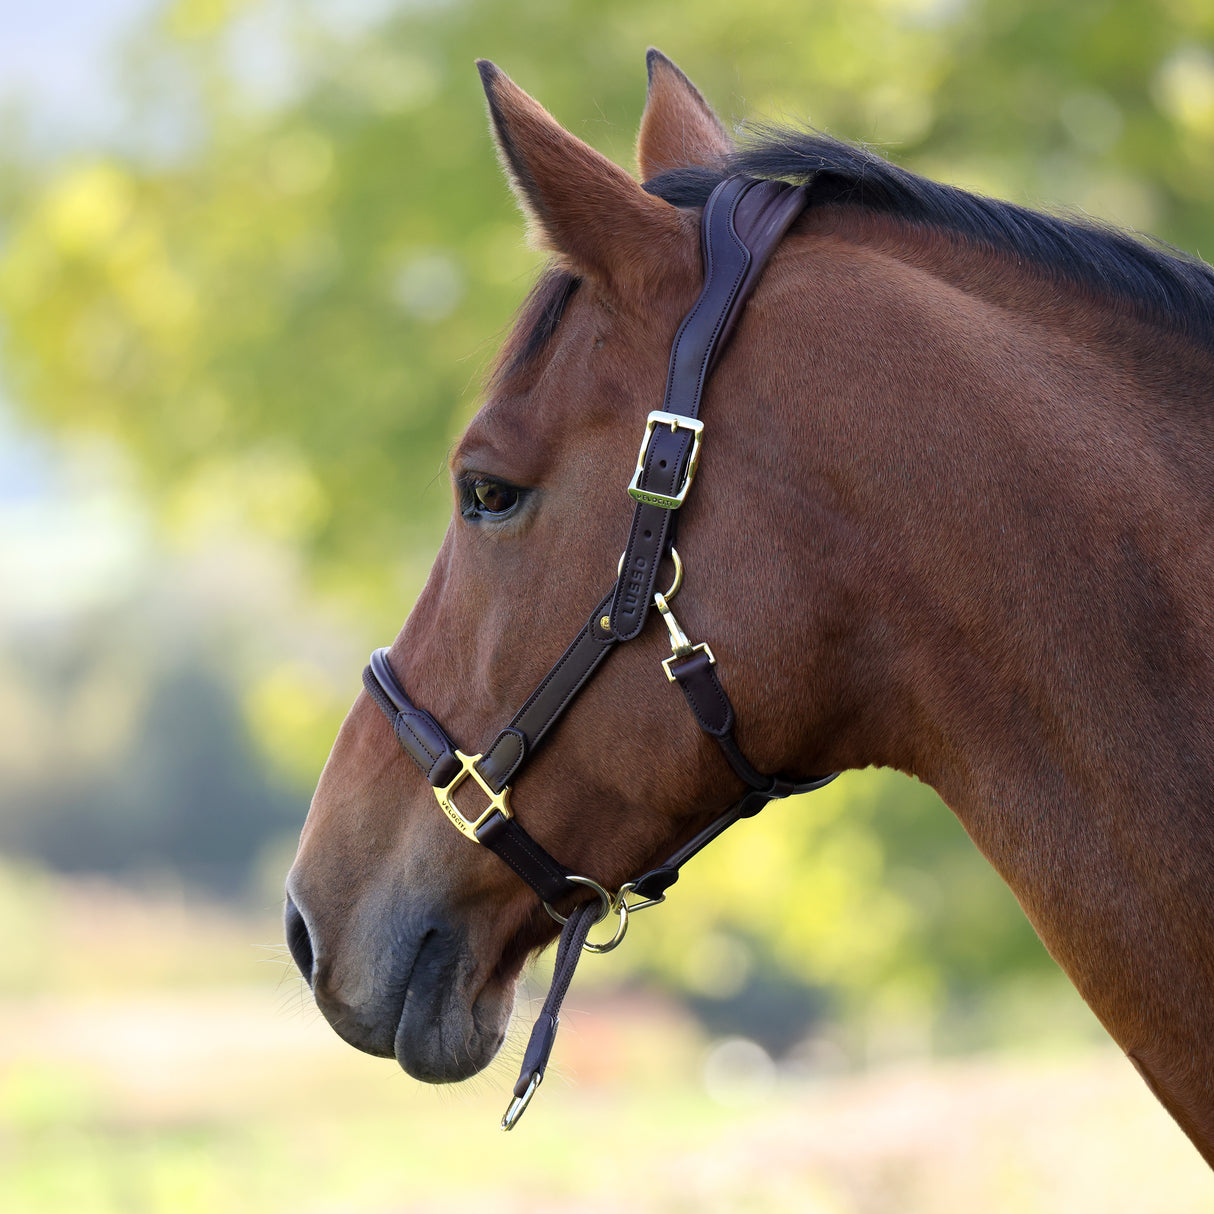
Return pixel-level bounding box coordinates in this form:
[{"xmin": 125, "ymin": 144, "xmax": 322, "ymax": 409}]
[
  {"xmin": 627, "ymin": 411, "xmax": 705, "ymax": 509},
  {"xmin": 655, "ymin": 591, "xmax": 716, "ymax": 682},
  {"xmin": 432, "ymin": 749, "xmax": 512, "ymax": 841}
]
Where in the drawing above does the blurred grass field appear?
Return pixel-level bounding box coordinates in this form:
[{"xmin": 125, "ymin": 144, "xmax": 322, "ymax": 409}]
[{"xmin": 1, "ymin": 865, "xmax": 1211, "ymax": 1214}]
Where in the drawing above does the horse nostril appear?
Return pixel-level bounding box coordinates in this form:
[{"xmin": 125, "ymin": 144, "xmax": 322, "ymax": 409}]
[{"xmin": 284, "ymin": 892, "xmax": 315, "ymax": 987}]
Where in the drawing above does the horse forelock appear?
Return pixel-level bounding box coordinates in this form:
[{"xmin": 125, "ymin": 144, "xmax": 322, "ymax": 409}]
[{"xmin": 488, "ymin": 268, "xmax": 581, "ymax": 392}]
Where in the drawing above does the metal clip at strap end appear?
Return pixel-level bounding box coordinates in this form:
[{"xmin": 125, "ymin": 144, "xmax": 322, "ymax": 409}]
[{"xmin": 501, "ymin": 1070, "xmax": 543, "ymax": 1131}]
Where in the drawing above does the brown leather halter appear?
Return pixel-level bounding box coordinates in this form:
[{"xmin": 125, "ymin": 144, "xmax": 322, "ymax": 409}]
[{"xmin": 362, "ymin": 174, "xmax": 836, "ymax": 1127}]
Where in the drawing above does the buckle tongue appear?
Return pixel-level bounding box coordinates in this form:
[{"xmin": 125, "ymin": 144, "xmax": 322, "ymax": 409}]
[{"xmin": 627, "ymin": 411, "xmax": 705, "ymax": 509}]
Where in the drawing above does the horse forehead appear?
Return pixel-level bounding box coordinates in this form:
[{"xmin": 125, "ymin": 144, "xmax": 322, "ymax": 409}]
[{"xmin": 465, "ymin": 314, "xmax": 657, "ymax": 464}]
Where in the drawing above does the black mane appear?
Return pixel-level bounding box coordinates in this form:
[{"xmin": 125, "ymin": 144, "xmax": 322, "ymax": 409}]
[
  {"xmin": 500, "ymin": 128, "xmax": 1214, "ymax": 383},
  {"xmin": 645, "ymin": 128, "xmax": 1214, "ymax": 352}
]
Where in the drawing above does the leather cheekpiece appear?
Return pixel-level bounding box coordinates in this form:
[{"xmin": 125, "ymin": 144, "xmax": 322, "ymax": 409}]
[{"xmin": 608, "ymin": 178, "xmax": 809, "ymax": 642}]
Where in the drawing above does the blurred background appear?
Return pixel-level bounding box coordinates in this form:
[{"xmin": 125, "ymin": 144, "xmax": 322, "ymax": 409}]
[{"xmin": 2, "ymin": 1, "xmax": 1213, "ymax": 1210}]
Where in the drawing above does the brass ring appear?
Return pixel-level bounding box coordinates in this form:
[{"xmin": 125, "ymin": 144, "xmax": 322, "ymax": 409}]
[
  {"xmin": 543, "ymin": 876, "xmax": 631, "ymax": 953},
  {"xmin": 614, "ymin": 547, "xmax": 683, "ymax": 600},
  {"xmin": 663, "ymin": 548, "xmax": 684, "ymax": 600},
  {"xmin": 584, "ymin": 898, "xmax": 629, "ymax": 954},
  {"xmin": 544, "ymin": 875, "xmax": 613, "ymax": 926}
]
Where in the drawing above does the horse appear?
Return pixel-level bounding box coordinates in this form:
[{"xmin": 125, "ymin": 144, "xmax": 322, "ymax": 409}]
[{"xmin": 284, "ymin": 50, "xmax": 1214, "ymax": 1160}]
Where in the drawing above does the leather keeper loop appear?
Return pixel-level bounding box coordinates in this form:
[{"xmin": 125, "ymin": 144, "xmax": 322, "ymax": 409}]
[{"xmin": 669, "ymin": 649, "xmax": 734, "ymax": 736}]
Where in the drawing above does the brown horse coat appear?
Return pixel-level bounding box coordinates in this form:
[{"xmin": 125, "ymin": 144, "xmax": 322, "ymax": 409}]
[{"xmin": 288, "ymin": 51, "xmax": 1214, "ymax": 1163}]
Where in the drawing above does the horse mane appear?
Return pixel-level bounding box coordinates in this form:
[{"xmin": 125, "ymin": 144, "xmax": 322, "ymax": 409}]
[
  {"xmin": 497, "ymin": 127, "xmax": 1214, "ymax": 386},
  {"xmin": 645, "ymin": 128, "xmax": 1214, "ymax": 352}
]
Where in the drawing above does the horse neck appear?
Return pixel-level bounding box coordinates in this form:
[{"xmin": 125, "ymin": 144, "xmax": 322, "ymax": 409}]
[
  {"xmin": 761, "ymin": 214, "xmax": 1214, "ymax": 794},
  {"xmin": 735, "ymin": 213, "xmax": 1214, "ymax": 1148}
]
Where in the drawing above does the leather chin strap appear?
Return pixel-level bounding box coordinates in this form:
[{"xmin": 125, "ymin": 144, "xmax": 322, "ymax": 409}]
[{"xmin": 361, "ymin": 175, "xmax": 837, "ymax": 1129}]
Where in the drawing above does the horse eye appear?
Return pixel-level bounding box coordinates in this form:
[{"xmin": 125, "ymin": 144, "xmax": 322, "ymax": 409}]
[{"xmin": 473, "ymin": 478, "xmax": 519, "ymax": 515}]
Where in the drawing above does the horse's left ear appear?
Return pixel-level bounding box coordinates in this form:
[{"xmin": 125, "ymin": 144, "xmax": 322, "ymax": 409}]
[
  {"xmin": 637, "ymin": 49, "xmax": 733, "ymax": 180},
  {"xmin": 477, "ymin": 60, "xmax": 689, "ymax": 293}
]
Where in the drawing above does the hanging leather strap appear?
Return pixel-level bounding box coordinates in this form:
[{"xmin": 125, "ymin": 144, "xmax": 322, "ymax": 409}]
[{"xmin": 500, "ymin": 899, "xmax": 598, "ymax": 1129}]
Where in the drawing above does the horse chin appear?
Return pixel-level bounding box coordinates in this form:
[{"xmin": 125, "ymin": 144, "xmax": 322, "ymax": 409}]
[{"xmin": 392, "ymin": 963, "xmax": 516, "ymax": 1084}]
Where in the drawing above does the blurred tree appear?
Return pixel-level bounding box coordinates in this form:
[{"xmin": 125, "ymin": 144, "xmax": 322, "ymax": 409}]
[
  {"xmin": 0, "ymin": 635, "xmax": 301, "ymax": 899},
  {"xmin": 1, "ymin": 0, "xmax": 1211, "ymax": 1027},
  {"xmin": 5, "ymin": 0, "xmax": 1210, "ymax": 618}
]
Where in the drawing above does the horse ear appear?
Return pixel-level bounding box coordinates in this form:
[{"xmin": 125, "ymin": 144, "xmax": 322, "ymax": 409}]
[
  {"xmin": 477, "ymin": 60, "xmax": 687, "ymax": 292},
  {"xmin": 637, "ymin": 49, "xmax": 733, "ymax": 180}
]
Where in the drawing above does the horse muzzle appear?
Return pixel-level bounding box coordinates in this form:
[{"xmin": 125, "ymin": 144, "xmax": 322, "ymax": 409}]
[{"xmin": 284, "ymin": 884, "xmax": 513, "ymax": 1081}]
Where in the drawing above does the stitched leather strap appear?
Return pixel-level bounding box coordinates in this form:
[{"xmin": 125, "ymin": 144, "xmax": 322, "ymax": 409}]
[
  {"xmin": 475, "ymin": 811, "xmax": 575, "ymax": 904},
  {"xmin": 668, "ymin": 648, "xmax": 734, "ymax": 736},
  {"xmin": 479, "ymin": 592, "xmax": 617, "ymax": 789},
  {"xmin": 608, "ymin": 177, "xmax": 810, "ymax": 641},
  {"xmin": 365, "ymin": 651, "xmax": 461, "ymax": 786}
]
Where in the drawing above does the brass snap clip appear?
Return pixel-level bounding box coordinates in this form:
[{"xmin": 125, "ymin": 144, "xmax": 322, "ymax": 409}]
[
  {"xmin": 654, "ymin": 589, "xmax": 715, "ymax": 682},
  {"xmin": 501, "ymin": 1073, "xmax": 542, "ymax": 1131}
]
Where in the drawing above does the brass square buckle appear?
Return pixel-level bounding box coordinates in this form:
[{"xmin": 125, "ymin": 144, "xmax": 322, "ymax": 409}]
[
  {"xmin": 432, "ymin": 750, "xmax": 512, "ymax": 842},
  {"xmin": 626, "ymin": 411, "xmax": 705, "ymax": 509}
]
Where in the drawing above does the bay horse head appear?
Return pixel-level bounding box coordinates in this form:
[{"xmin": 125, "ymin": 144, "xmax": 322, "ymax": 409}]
[
  {"xmin": 286, "ymin": 51, "xmax": 820, "ymax": 1090},
  {"xmin": 287, "ymin": 52, "xmax": 1214, "ymax": 1161}
]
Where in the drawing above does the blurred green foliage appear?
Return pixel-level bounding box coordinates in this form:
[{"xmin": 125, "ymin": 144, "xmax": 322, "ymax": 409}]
[{"xmin": 1, "ymin": 0, "xmax": 1212, "ymax": 1030}]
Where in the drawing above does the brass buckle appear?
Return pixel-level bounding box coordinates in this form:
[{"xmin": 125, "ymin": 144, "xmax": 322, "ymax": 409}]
[
  {"xmin": 626, "ymin": 411, "xmax": 705, "ymax": 509},
  {"xmin": 432, "ymin": 749, "xmax": 512, "ymax": 842}
]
